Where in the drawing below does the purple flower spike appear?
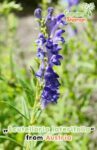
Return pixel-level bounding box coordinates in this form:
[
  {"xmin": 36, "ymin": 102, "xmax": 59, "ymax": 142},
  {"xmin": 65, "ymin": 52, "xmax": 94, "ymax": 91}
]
[{"xmin": 34, "ymin": 7, "xmax": 66, "ymax": 108}]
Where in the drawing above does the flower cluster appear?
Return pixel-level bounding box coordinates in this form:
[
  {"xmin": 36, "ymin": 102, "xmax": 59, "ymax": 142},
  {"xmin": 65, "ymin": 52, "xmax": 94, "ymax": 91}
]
[{"xmin": 34, "ymin": 7, "xmax": 66, "ymax": 109}]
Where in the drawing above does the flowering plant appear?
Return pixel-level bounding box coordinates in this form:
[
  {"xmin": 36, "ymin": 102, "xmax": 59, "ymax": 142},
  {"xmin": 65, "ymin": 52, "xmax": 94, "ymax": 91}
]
[{"xmin": 34, "ymin": 7, "xmax": 66, "ymax": 109}]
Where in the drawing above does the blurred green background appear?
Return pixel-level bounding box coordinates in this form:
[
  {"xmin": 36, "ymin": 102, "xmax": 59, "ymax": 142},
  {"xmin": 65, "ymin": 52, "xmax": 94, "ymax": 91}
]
[{"xmin": 0, "ymin": 0, "xmax": 97, "ymax": 150}]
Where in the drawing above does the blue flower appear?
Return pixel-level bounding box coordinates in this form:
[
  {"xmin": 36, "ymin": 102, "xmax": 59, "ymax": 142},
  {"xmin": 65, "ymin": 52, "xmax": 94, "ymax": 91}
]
[
  {"xmin": 37, "ymin": 48, "xmax": 45, "ymax": 59},
  {"xmin": 36, "ymin": 33, "xmax": 46, "ymax": 46},
  {"xmin": 44, "ymin": 66, "xmax": 59, "ymax": 79},
  {"xmin": 34, "ymin": 7, "xmax": 66, "ymax": 108},
  {"xmin": 55, "ymin": 29, "xmax": 65, "ymax": 37},
  {"xmin": 34, "ymin": 8, "xmax": 42, "ymax": 19},
  {"xmin": 41, "ymin": 87, "xmax": 59, "ymax": 109},
  {"xmin": 36, "ymin": 62, "xmax": 45, "ymax": 78},
  {"xmin": 67, "ymin": 0, "xmax": 79, "ymax": 8},
  {"xmin": 48, "ymin": 7, "xmax": 54, "ymax": 15},
  {"xmin": 50, "ymin": 54, "xmax": 63, "ymax": 66},
  {"xmin": 52, "ymin": 44, "xmax": 61, "ymax": 54}
]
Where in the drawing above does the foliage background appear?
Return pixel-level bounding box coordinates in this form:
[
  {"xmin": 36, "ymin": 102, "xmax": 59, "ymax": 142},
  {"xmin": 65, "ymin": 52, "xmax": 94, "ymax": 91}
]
[{"xmin": 0, "ymin": 0, "xmax": 97, "ymax": 150}]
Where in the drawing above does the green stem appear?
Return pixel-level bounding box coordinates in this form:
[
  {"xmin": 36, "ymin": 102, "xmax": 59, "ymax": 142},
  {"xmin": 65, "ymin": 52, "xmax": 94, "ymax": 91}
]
[{"xmin": 30, "ymin": 80, "xmax": 41, "ymax": 125}]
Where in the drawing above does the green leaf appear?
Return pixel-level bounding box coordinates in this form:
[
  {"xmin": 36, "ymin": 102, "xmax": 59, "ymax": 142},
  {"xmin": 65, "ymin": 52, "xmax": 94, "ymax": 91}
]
[
  {"xmin": 19, "ymin": 79, "xmax": 35, "ymax": 107},
  {"xmin": 0, "ymin": 135, "xmax": 25, "ymax": 148},
  {"xmin": 0, "ymin": 101, "xmax": 29, "ymax": 121},
  {"xmin": 0, "ymin": 76, "xmax": 5, "ymax": 81},
  {"xmin": 21, "ymin": 97, "xmax": 30, "ymax": 125}
]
